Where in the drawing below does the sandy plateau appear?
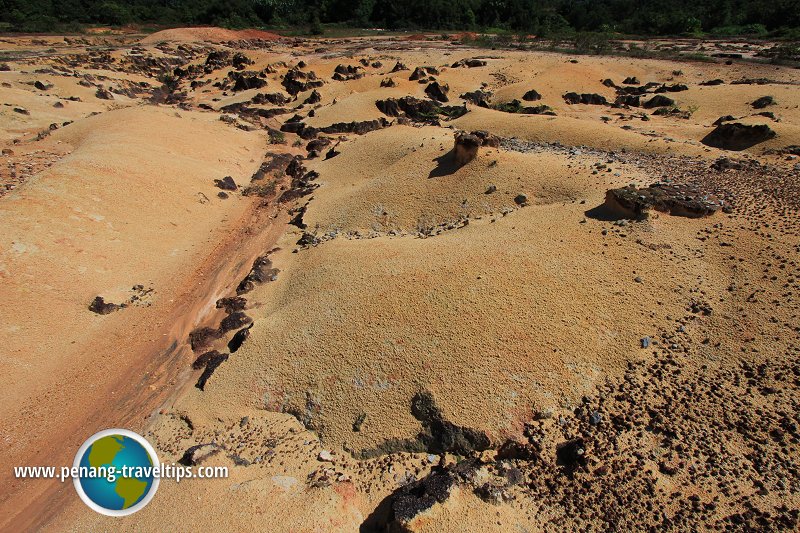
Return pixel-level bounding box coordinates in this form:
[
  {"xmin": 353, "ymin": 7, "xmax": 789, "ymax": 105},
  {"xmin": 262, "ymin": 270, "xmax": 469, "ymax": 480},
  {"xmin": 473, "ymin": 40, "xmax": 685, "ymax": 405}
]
[{"xmin": 1, "ymin": 27, "xmax": 799, "ymax": 531}]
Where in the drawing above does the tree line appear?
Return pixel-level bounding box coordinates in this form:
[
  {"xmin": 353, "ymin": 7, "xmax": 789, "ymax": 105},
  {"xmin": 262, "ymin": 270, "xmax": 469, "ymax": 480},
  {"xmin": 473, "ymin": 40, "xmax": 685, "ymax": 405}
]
[{"xmin": 1, "ymin": 0, "xmax": 798, "ymax": 37}]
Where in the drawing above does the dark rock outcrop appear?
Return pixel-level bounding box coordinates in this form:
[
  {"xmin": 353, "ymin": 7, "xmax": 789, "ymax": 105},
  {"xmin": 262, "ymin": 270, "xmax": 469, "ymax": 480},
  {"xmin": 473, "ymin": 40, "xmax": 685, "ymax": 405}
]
[
  {"xmin": 409, "ymin": 66, "xmax": 439, "ymax": 81},
  {"xmin": 701, "ymin": 122, "xmax": 776, "ymax": 150},
  {"xmin": 602, "ymin": 183, "xmax": 723, "ymax": 220},
  {"xmin": 460, "ymin": 89, "xmax": 492, "ymax": 107},
  {"xmin": 643, "ymin": 95, "xmax": 675, "ymax": 108},
  {"xmin": 375, "ymin": 460, "xmax": 480, "ymax": 531},
  {"xmin": 332, "ymin": 64, "xmax": 364, "ymax": 81},
  {"xmin": 219, "ymin": 311, "xmax": 253, "ymax": 334},
  {"xmin": 615, "ymin": 94, "xmax": 641, "ymax": 107},
  {"xmin": 451, "ymin": 58, "xmax": 487, "ymax": 68},
  {"xmin": 425, "ymin": 81, "xmax": 450, "ymax": 102},
  {"xmin": 563, "ymin": 92, "xmax": 607, "ymax": 105},
  {"xmin": 522, "ymin": 89, "xmax": 542, "ymax": 101},
  {"xmin": 216, "ymin": 296, "xmax": 247, "ymax": 313},
  {"xmin": 375, "ymin": 96, "xmax": 467, "ymax": 123},
  {"xmin": 654, "ymin": 83, "xmax": 688, "ymax": 93},
  {"xmin": 282, "ymin": 68, "xmax": 324, "ymax": 96},
  {"xmin": 88, "ymin": 296, "xmax": 122, "ymax": 315},
  {"xmin": 192, "ymin": 349, "xmax": 226, "ymax": 370},
  {"xmin": 195, "ymin": 351, "xmax": 229, "ymax": 390},
  {"xmin": 493, "ymin": 99, "xmax": 554, "ymax": 115},
  {"xmin": 752, "ymin": 96, "xmax": 775, "ymax": 109},
  {"xmin": 713, "ymin": 115, "xmax": 736, "ymax": 126},
  {"xmin": 236, "ymin": 254, "xmax": 280, "ymax": 295},
  {"xmin": 231, "ymin": 72, "xmax": 267, "ymax": 92},
  {"xmin": 454, "ymin": 132, "xmax": 482, "ymax": 166},
  {"xmin": 227, "ymin": 325, "xmax": 252, "ymax": 353},
  {"xmin": 214, "ymin": 176, "xmax": 237, "ymax": 191},
  {"xmin": 251, "ymin": 92, "xmax": 291, "ymax": 106},
  {"xmin": 281, "ymin": 118, "xmax": 390, "ymax": 140},
  {"xmin": 188, "ymin": 327, "xmax": 221, "ymax": 352},
  {"xmin": 303, "ymin": 89, "xmax": 321, "ymax": 104},
  {"xmin": 411, "ymin": 391, "xmax": 490, "ymax": 455}
]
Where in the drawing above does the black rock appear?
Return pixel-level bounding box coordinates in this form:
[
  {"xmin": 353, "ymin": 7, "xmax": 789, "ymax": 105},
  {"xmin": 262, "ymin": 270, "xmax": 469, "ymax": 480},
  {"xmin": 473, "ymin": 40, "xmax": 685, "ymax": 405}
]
[
  {"xmin": 88, "ymin": 296, "xmax": 122, "ymax": 315},
  {"xmin": 425, "ymin": 81, "xmax": 450, "ymax": 102},
  {"xmin": 522, "ymin": 89, "xmax": 542, "ymax": 101},
  {"xmin": 303, "ymin": 89, "xmax": 321, "ymax": 104},
  {"xmin": 751, "ymin": 96, "xmax": 775, "ymax": 109},
  {"xmin": 214, "ymin": 176, "xmax": 237, "ymax": 191},
  {"xmin": 701, "ymin": 122, "xmax": 776, "ymax": 151},
  {"xmin": 643, "ymin": 95, "xmax": 675, "ymax": 109},
  {"xmin": 231, "ymin": 73, "xmax": 267, "ymax": 92},
  {"xmin": 556, "ymin": 439, "xmax": 586, "ymax": 475},
  {"xmin": 563, "ymin": 92, "xmax": 607, "ymax": 105},
  {"xmin": 228, "ymin": 325, "xmax": 252, "ymax": 353},
  {"xmin": 195, "ymin": 352, "xmax": 229, "ymax": 390},
  {"xmin": 603, "ymin": 183, "xmax": 723, "ymax": 219},
  {"xmin": 216, "ymin": 296, "xmax": 247, "ymax": 313},
  {"xmin": 188, "ymin": 326, "xmax": 221, "ymax": 352},
  {"xmin": 219, "ymin": 311, "xmax": 253, "ymax": 334},
  {"xmin": 95, "ymin": 88, "xmax": 113, "ymax": 100},
  {"xmin": 460, "ymin": 89, "xmax": 492, "ymax": 107},
  {"xmin": 615, "ymin": 94, "xmax": 641, "ymax": 107},
  {"xmin": 713, "ymin": 115, "xmax": 736, "ymax": 126}
]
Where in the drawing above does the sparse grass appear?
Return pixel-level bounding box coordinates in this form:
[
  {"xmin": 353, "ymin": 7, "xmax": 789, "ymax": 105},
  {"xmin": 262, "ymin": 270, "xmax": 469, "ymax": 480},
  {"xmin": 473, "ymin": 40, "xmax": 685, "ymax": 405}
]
[
  {"xmin": 652, "ymin": 104, "xmax": 698, "ymax": 119},
  {"xmin": 269, "ymin": 130, "xmax": 286, "ymax": 145}
]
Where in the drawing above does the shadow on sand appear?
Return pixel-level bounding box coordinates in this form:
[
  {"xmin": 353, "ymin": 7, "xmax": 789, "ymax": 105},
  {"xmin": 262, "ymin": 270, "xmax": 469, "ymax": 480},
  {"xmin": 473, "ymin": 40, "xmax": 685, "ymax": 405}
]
[
  {"xmin": 428, "ymin": 150, "xmax": 460, "ymax": 178},
  {"xmin": 584, "ymin": 202, "xmax": 622, "ymax": 221}
]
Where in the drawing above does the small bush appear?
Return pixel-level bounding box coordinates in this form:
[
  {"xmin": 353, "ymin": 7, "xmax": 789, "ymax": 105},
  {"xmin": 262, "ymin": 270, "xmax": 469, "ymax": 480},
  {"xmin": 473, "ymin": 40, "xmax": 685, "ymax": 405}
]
[{"xmin": 269, "ymin": 130, "xmax": 286, "ymax": 144}]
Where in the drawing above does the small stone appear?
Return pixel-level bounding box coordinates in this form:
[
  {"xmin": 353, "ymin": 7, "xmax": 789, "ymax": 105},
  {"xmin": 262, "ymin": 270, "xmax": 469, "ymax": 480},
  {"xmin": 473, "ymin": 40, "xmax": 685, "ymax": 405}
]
[
  {"xmin": 641, "ymin": 336, "xmax": 651, "ymax": 348},
  {"xmin": 589, "ymin": 411, "xmax": 601, "ymax": 426},
  {"xmin": 318, "ymin": 450, "xmax": 334, "ymax": 462}
]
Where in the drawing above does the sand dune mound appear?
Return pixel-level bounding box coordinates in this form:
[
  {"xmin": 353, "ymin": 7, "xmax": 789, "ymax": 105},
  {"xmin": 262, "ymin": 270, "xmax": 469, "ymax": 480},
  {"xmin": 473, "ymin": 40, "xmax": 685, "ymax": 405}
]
[
  {"xmin": 302, "ymin": 125, "xmax": 620, "ymax": 235},
  {"xmin": 0, "ymin": 105, "xmax": 264, "ymax": 497},
  {"xmin": 140, "ymin": 27, "xmax": 281, "ymax": 44},
  {"xmin": 178, "ymin": 127, "xmax": 714, "ymax": 458}
]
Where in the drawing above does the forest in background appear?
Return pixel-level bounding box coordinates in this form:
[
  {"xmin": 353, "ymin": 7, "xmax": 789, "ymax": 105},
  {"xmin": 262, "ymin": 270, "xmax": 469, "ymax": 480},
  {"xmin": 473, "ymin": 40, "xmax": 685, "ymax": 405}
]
[{"xmin": 1, "ymin": 0, "xmax": 799, "ymax": 38}]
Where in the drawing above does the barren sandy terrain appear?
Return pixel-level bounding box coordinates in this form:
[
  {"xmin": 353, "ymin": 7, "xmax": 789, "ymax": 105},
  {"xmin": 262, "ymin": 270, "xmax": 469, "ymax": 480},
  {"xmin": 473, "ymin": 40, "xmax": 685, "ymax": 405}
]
[{"xmin": 1, "ymin": 28, "xmax": 799, "ymax": 532}]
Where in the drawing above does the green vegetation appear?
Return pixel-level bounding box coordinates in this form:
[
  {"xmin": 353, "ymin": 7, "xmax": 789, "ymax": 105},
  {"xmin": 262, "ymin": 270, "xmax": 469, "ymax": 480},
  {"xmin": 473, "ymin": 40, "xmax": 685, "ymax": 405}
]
[
  {"xmin": 0, "ymin": 0, "xmax": 799, "ymax": 37},
  {"xmin": 269, "ymin": 129, "xmax": 286, "ymax": 144}
]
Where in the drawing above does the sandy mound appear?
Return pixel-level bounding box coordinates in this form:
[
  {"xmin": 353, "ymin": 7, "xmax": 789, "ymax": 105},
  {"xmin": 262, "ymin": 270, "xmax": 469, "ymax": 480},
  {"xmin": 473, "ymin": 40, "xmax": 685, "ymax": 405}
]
[
  {"xmin": 174, "ymin": 124, "xmax": 712, "ymax": 458},
  {"xmin": 0, "ymin": 105, "xmax": 268, "ymax": 529},
  {"xmin": 140, "ymin": 27, "xmax": 281, "ymax": 44}
]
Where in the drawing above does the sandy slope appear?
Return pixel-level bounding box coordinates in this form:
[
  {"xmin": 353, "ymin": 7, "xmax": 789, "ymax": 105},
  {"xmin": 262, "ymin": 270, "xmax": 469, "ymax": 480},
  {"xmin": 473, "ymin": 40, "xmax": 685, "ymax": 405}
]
[{"xmin": 0, "ymin": 104, "xmax": 274, "ymax": 528}]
